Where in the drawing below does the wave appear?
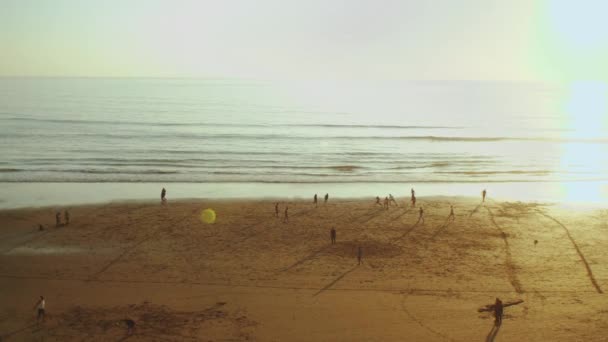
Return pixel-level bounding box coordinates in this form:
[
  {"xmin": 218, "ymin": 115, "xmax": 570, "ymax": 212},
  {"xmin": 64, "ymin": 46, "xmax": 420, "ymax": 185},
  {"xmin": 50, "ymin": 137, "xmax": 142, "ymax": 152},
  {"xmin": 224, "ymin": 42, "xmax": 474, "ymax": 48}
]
[
  {"xmin": 0, "ymin": 116, "xmax": 463, "ymax": 130},
  {"xmin": 3, "ymin": 130, "xmax": 607, "ymax": 143}
]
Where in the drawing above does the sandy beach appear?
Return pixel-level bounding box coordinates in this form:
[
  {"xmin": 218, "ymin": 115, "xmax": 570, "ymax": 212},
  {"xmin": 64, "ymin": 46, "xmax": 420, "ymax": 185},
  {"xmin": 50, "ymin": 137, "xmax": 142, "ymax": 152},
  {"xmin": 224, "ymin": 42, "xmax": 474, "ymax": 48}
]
[{"xmin": 1, "ymin": 197, "xmax": 608, "ymax": 341}]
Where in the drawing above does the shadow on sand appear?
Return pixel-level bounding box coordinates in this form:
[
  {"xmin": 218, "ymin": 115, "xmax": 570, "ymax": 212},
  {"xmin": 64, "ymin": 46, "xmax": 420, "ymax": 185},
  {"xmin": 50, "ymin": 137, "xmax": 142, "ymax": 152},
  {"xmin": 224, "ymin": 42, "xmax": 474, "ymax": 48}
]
[
  {"xmin": 313, "ymin": 265, "xmax": 358, "ymax": 297},
  {"xmin": 485, "ymin": 321, "xmax": 501, "ymax": 342}
]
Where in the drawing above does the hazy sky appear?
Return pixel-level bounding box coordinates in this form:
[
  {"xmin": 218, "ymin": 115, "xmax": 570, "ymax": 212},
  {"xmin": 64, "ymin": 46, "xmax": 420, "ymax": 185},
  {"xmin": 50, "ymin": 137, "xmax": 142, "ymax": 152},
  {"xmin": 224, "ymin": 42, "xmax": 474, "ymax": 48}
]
[{"xmin": 1, "ymin": 0, "xmax": 607, "ymax": 80}]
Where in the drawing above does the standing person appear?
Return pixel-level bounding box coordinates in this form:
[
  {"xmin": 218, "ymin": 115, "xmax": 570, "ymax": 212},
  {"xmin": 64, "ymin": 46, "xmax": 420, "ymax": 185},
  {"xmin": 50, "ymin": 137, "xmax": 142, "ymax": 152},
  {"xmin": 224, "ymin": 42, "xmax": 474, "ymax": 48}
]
[
  {"xmin": 64, "ymin": 209, "xmax": 70, "ymax": 226},
  {"xmin": 161, "ymin": 187, "xmax": 167, "ymax": 205},
  {"xmin": 330, "ymin": 227, "xmax": 336, "ymax": 244},
  {"xmin": 494, "ymin": 298, "xmax": 503, "ymax": 325},
  {"xmin": 34, "ymin": 296, "xmax": 45, "ymax": 324},
  {"xmin": 383, "ymin": 197, "xmax": 389, "ymax": 210},
  {"xmin": 275, "ymin": 202, "xmax": 279, "ymax": 218},
  {"xmin": 482, "ymin": 189, "xmax": 487, "ymax": 202},
  {"xmin": 357, "ymin": 246, "xmax": 362, "ymax": 265},
  {"xmin": 55, "ymin": 212, "xmax": 61, "ymax": 227},
  {"xmin": 418, "ymin": 206, "xmax": 424, "ymax": 224},
  {"xmin": 283, "ymin": 205, "xmax": 289, "ymax": 223},
  {"xmin": 324, "ymin": 193, "xmax": 329, "ymax": 204},
  {"xmin": 411, "ymin": 188, "xmax": 415, "ymax": 199},
  {"xmin": 448, "ymin": 205, "xmax": 455, "ymax": 221},
  {"xmin": 314, "ymin": 194, "xmax": 318, "ymax": 207}
]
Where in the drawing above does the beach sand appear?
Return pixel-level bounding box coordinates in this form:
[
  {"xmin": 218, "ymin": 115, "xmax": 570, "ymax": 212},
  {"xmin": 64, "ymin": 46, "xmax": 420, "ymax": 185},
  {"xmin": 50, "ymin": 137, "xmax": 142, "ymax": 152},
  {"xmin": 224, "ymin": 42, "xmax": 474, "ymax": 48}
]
[{"xmin": 1, "ymin": 197, "xmax": 608, "ymax": 341}]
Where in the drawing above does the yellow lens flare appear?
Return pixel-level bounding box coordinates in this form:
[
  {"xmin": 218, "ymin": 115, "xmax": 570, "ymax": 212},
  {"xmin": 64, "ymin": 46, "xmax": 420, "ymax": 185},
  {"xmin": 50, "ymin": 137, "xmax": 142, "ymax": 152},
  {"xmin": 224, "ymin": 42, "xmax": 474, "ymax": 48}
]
[{"xmin": 200, "ymin": 208, "xmax": 216, "ymax": 224}]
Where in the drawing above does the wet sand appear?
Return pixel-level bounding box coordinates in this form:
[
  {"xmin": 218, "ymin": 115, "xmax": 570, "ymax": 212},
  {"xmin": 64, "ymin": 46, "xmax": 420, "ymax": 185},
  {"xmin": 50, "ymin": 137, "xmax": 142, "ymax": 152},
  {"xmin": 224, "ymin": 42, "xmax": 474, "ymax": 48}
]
[{"xmin": 1, "ymin": 197, "xmax": 608, "ymax": 341}]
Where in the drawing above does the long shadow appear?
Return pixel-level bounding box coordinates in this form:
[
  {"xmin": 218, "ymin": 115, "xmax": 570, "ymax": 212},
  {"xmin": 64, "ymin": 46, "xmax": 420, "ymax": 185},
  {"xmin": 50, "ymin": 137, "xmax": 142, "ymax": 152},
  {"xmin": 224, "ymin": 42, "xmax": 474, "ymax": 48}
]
[
  {"xmin": 468, "ymin": 203, "xmax": 482, "ymax": 218},
  {"xmin": 392, "ymin": 219, "xmax": 422, "ymax": 242},
  {"xmin": 88, "ymin": 207, "xmax": 198, "ymax": 280},
  {"xmin": 391, "ymin": 207, "xmax": 410, "ymax": 222},
  {"xmin": 429, "ymin": 217, "xmax": 454, "ymax": 241},
  {"xmin": 313, "ymin": 265, "xmax": 358, "ymax": 296},
  {"xmin": 536, "ymin": 211, "xmax": 603, "ymax": 294},
  {"xmin": 485, "ymin": 322, "xmax": 501, "ymax": 342},
  {"xmin": 485, "ymin": 206, "xmax": 524, "ymax": 294},
  {"xmin": 277, "ymin": 245, "xmax": 332, "ymax": 273},
  {"xmin": 0, "ymin": 322, "xmax": 37, "ymax": 339}
]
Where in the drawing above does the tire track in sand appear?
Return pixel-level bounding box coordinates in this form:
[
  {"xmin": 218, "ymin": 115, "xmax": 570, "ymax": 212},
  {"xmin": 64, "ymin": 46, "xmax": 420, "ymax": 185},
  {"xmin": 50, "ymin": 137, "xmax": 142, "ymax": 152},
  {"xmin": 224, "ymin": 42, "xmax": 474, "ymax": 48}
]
[
  {"xmin": 536, "ymin": 211, "xmax": 603, "ymax": 294},
  {"xmin": 484, "ymin": 206, "xmax": 524, "ymax": 294}
]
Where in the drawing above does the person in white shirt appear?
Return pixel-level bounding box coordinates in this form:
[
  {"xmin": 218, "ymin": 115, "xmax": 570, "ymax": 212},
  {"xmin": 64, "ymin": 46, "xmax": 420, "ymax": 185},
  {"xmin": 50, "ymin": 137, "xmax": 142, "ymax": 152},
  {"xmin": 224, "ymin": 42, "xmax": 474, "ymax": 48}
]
[{"xmin": 34, "ymin": 296, "xmax": 45, "ymax": 323}]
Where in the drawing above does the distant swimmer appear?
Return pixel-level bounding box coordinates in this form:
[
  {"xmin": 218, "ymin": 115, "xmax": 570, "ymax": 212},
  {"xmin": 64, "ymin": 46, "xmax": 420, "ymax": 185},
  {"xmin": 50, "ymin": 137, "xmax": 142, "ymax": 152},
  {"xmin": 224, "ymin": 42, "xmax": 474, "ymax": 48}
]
[
  {"xmin": 283, "ymin": 205, "xmax": 289, "ymax": 223},
  {"xmin": 330, "ymin": 227, "xmax": 336, "ymax": 244},
  {"xmin": 494, "ymin": 298, "xmax": 503, "ymax": 325},
  {"xmin": 55, "ymin": 212, "xmax": 61, "ymax": 227},
  {"xmin": 384, "ymin": 197, "xmax": 389, "ymax": 210},
  {"xmin": 482, "ymin": 189, "xmax": 487, "ymax": 202},
  {"xmin": 448, "ymin": 205, "xmax": 455, "ymax": 220},
  {"xmin": 419, "ymin": 206, "xmax": 424, "ymax": 224},
  {"xmin": 64, "ymin": 209, "xmax": 70, "ymax": 226},
  {"xmin": 275, "ymin": 202, "xmax": 279, "ymax": 218},
  {"xmin": 314, "ymin": 194, "xmax": 318, "ymax": 207},
  {"xmin": 389, "ymin": 194, "xmax": 398, "ymax": 207},
  {"xmin": 161, "ymin": 187, "xmax": 167, "ymax": 205},
  {"xmin": 34, "ymin": 295, "xmax": 45, "ymax": 324},
  {"xmin": 324, "ymin": 193, "xmax": 329, "ymax": 204},
  {"xmin": 375, "ymin": 196, "xmax": 381, "ymax": 206},
  {"xmin": 357, "ymin": 246, "xmax": 362, "ymax": 265}
]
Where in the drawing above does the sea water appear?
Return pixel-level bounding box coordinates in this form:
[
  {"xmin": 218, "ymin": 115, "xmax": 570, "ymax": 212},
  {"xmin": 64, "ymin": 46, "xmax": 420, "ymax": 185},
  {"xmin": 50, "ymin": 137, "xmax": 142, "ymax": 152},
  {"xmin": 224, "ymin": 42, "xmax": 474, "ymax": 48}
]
[{"xmin": 1, "ymin": 78, "xmax": 607, "ymax": 207}]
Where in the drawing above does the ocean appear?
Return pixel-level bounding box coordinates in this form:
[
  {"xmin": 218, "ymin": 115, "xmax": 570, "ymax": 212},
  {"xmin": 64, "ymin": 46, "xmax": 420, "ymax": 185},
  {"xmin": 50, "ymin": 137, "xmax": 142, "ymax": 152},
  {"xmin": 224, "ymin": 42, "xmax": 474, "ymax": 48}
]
[{"xmin": 1, "ymin": 78, "xmax": 607, "ymax": 207}]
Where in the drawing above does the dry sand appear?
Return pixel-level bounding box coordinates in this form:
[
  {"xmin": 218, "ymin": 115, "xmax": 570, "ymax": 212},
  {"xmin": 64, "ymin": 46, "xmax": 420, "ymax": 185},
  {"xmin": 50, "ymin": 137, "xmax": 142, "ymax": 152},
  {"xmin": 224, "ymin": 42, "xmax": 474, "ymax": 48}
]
[{"xmin": 1, "ymin": 197, "xmax": 608, "ymax": 341}]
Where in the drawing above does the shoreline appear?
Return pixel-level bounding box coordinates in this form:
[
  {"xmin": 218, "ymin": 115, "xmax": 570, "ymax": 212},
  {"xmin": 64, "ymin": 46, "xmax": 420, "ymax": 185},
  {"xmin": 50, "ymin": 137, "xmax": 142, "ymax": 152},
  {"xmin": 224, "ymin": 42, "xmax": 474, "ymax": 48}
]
[{"xmin": 2, "ymin": 181, "xmax": 608, "ymax": 210}]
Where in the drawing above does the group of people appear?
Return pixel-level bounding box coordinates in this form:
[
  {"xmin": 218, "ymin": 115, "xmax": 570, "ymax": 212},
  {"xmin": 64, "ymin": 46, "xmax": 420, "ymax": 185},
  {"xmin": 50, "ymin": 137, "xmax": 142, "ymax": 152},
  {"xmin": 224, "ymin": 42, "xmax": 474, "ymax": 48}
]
[
  {"xmin": 49, "ymin": 209, "xmax": 70, "ymax": 228},
  {"xmin": 313, "ymin": 193, "xmax": 329, "ymax": 207}
]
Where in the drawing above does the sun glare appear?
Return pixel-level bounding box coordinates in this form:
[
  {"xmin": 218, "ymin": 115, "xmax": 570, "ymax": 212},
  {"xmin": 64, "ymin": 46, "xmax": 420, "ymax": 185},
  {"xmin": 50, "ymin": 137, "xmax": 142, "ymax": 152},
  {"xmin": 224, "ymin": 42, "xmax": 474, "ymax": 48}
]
[{"xmin": 559, "ymin": 81, "xmax": 608, "ymax": 202}]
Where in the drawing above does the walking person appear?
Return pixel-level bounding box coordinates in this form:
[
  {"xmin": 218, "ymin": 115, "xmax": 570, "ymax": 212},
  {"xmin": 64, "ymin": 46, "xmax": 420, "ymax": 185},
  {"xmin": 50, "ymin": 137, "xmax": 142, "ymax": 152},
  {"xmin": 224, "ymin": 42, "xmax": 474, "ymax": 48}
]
[
  {"xmin": 494, "ymin": 298, "xmax": 503, "ymax": 325},
  {"xmin": 357, "ymin": 246, "xmax": 362, "ymax": 265},
  {"xmin": 161, "ymin": 187, "xmax": 167, "ymax": 205},
  {"xmin": 324, "ymin": 193, "xmax": 329, "ymax": 204},
  {"xmin": 482, "ymin": 189, "xmax": 487, "ymax": 202},
  {"xmin": 64, "ymin": 209, "xmax": 70, "ymax": 226},
  {"xmin": 384, "ymin": 197, "xmax": 389, "ymax": 210},
  {"xmin": 448, "ymin": 205, "xmax": 455, "ymax": 221},
  {"xmin": 330, "ymin": 227, "xmax": 336, "ymax": 244},
  {"xmin": 419, "ymin": 206, "xmax": 425, "ymax": 224},
  {"xmin": 275, "ymin": 202, "xmax": 279, "ymax": 218},
  {"xmin": 34, "ymin": 296, "xmax": 45, "ymax": 324},
  {"xmin": 411, "ymin": 195, "xmax": 416, "ymax": 208},
  {"xmin": 375, "ymin": 196, "xmax": 381, "ymax": 206},
  {"xmin": 55, "ymin": 212, "xmax": 61, "ymax": 227},
  {"xmin": 314, "ymin": 194, "xmax": 318, "ymax": 207},
  {"xmin": 283, "ymin": 205, "xmax": 289, "ymax": 223}
]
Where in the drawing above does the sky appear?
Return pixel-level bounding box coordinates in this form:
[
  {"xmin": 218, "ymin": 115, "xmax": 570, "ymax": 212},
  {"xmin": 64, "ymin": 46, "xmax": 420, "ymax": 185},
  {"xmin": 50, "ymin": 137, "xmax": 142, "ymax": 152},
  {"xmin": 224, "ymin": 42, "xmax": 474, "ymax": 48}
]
[{"xmin": 1, "ymin": 0, "xmax": 608, "ymax": 81}]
